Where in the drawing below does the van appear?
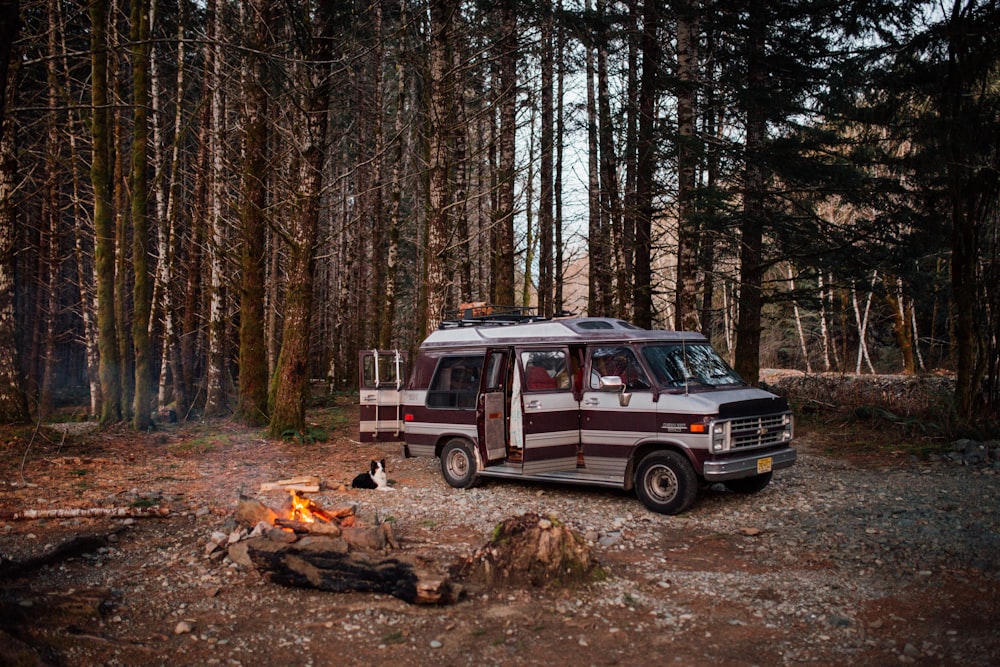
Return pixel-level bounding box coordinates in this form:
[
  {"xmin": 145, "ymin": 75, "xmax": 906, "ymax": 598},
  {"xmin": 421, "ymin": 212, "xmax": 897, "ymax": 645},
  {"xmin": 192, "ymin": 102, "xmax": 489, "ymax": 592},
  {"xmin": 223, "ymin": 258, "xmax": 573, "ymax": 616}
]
[{"xmin": 359, "ymin": 312, "xmax": 795, "ymax": 515}]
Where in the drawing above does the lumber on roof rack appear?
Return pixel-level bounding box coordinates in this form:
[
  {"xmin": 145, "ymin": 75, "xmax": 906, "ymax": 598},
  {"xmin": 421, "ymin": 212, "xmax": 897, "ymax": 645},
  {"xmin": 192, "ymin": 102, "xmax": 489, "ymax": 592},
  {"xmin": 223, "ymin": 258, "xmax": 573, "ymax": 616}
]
[{"xmin": 439, "ymin": 303, "xmax": 547, "ymax": 328}]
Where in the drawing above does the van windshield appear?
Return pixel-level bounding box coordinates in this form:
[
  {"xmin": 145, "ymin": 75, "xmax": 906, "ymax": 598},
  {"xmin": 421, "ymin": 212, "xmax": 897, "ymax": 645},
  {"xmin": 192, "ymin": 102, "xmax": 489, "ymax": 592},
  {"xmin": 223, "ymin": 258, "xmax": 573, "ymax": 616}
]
[{"xmin": 641, "ymin": 344, "xmax": 744, "ymax": 389}]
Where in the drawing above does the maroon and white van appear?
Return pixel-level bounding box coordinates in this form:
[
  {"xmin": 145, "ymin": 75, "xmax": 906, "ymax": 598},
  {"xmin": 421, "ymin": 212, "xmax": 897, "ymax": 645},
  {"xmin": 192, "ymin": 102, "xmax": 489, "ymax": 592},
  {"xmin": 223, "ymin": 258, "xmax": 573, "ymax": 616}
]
[{"xmin": 359, "ymin": 315, "xmax": 795, "ymax": 515}]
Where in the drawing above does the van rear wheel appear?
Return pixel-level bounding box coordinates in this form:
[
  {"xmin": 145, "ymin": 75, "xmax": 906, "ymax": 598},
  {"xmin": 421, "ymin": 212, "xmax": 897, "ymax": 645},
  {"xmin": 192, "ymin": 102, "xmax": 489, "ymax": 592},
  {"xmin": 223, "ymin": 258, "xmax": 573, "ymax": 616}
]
[
  {"xmin": 635, "ymin": 451, "xmax": 697, "ymax": 515},
  {"xmin": 441, "ymin": 439, "xmax": 478, "ymax": 489}
]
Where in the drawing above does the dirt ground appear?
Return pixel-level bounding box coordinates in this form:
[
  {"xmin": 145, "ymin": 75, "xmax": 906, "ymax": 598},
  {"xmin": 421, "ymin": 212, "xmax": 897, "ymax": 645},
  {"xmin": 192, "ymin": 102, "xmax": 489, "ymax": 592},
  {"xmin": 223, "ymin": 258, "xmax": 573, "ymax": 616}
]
[{"xmin": 1, "ymin": 399, "xmax": 998, "ymax": 666}]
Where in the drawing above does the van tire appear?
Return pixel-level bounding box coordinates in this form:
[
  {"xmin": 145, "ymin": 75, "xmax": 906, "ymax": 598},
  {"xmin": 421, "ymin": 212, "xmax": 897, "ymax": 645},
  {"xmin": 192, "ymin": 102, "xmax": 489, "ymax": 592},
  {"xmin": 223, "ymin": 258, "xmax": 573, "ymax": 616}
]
[
  {"xmin": 723, "ymin": 471, "xmax": 772, "ymax": 494},
  {"xmin": 635, "ymin": 451, "xmax": 697, "ymax": 515},
  {"xmin": 441, "ymin": 439, "xmax": 478, "ymax": 489}
]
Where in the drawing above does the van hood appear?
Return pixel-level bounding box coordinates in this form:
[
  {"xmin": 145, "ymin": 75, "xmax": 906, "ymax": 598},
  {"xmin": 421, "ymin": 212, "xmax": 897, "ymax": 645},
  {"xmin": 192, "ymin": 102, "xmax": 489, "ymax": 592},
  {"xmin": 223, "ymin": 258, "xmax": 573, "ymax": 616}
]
[{"xmin": 661, "ymin": 387, "xmax": 789, "ymax": 417}]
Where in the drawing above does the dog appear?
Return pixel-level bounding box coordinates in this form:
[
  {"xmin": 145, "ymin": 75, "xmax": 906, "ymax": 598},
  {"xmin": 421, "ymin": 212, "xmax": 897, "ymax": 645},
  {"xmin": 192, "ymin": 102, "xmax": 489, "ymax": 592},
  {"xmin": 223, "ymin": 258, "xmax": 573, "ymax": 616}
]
[{"xmin": 351, "ymin": 458, "xmax": 392, "ymax": 490}]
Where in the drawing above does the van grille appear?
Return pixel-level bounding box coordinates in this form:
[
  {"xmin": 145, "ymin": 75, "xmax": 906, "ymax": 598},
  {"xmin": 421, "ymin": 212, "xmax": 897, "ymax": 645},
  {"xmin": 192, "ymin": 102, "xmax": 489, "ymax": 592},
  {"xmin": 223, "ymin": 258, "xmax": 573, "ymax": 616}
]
[{"xmin": 730, "ymin": 414, "xmax": 787, "ymax": 449}]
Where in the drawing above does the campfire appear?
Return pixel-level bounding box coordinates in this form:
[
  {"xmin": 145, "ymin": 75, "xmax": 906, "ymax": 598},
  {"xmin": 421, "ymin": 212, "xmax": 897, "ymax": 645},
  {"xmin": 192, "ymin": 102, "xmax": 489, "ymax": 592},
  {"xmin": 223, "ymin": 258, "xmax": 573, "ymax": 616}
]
[
  {"xmin": 270, "ymin": 491, "xmax": 357, "ymax": 536},
  {"xmin": 221, "ymin": 481, "xmax": 457, "ymax": 605}
]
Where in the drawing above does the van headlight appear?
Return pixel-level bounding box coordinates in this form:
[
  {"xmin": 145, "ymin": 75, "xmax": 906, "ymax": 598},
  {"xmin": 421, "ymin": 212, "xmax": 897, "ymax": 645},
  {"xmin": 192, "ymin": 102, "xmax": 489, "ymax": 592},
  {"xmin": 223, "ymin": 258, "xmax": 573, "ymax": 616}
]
[
  {"xmin": 782, "ymin": 413, "xmax": 794, "ymax": 441},
  {"xmin": 711, "ymin": 421, "xmax": 728, "ymax": 452}
]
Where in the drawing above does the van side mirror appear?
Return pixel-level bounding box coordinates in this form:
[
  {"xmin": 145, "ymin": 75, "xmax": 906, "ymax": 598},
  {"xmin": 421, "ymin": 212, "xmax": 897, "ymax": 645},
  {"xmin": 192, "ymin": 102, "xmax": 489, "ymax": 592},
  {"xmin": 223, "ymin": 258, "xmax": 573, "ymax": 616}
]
[
  {"xmin": 598, "ymin": 375, "xmax": 624, "ymax": 391},
  {"xmin": 598, "ymin": 376, "xmax": 632, "ymax": 407}
]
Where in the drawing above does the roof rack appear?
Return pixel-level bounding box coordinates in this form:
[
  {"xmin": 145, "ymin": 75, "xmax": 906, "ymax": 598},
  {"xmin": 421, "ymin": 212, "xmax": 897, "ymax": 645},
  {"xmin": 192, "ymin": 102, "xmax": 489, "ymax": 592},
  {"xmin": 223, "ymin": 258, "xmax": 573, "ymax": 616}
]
[{"xmin": 439, "ymin": 303, "xmax": 548, "ymax": 329}]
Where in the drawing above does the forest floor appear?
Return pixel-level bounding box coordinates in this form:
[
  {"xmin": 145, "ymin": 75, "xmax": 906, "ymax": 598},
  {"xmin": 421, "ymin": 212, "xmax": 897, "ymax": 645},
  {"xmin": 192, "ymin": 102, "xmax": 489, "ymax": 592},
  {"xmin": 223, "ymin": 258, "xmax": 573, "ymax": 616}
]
[{"xmin": 1, "ymin": 386, "xmax": 998, "ymax": 666}]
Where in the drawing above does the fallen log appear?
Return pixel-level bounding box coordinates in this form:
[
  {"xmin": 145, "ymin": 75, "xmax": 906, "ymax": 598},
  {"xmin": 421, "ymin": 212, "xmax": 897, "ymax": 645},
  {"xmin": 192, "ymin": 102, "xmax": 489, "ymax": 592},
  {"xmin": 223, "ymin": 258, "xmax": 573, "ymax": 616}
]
[
  {"xmin": 1, "ymin": 532, "xmax": 124, "ymax": 579},
  {"xmin": 245, "ymin": 537, "xmax": 459, "ymax": 605},
  {"xmin": 5, "ymin": 506, "xmax": 169, "ymax": 520},
  {"xmin": 259, "ymin": 482, "xmax": 320, "ymax": 493}
]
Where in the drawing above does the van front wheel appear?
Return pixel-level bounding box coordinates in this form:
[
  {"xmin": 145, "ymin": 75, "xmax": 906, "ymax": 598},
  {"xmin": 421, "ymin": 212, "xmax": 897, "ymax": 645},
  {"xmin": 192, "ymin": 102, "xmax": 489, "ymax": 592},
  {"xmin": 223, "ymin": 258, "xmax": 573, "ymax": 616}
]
[
  {"xmin": 441, "ymin": 439, "xmax": 478, "ymax": 489},
  {"xmin": 635, "ymin": 451, "xmax": 697, "ymax": 515}
]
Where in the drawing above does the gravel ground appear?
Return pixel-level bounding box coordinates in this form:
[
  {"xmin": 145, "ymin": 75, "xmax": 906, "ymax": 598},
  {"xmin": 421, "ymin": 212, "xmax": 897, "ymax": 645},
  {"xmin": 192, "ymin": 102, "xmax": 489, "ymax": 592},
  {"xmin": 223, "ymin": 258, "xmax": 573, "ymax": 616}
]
[{"xmin": 2, "ymin": 415, "xmax": 999, "ymax": 666}]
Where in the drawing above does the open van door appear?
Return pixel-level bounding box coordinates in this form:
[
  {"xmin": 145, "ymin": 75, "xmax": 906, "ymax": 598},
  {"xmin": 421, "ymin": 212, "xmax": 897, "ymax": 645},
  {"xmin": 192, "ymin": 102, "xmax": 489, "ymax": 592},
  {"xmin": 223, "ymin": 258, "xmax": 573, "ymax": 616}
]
[
  {"xmin": 358, "ymin": 349, "xmax": 407, "ymax": 442},
  {"xmin": 478, "ymin": 348, "xmax": 511, "ymax": 463}
]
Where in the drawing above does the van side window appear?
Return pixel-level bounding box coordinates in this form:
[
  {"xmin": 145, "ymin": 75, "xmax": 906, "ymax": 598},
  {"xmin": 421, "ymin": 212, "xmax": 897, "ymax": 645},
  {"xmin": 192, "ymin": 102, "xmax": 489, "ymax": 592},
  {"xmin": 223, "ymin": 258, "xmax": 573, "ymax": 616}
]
[
  {"xmin": 589, "ymin": 347, "xmax": 650, "ymax": 390},
  {"xmin": 427, "ymin": 355, "xmax": 483, "ymax": 409},
  {"xmin": 521, "ymin": 350, "xmax": 570, "ymax": 391}
]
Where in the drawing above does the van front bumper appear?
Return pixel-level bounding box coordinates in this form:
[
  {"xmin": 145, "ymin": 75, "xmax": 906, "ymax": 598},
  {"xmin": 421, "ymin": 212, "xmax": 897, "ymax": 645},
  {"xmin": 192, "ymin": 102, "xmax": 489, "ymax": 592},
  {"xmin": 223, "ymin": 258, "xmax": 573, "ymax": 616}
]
[{"xmin": 702, "ymin": 446, "xmax": 796, "ymax": 481}]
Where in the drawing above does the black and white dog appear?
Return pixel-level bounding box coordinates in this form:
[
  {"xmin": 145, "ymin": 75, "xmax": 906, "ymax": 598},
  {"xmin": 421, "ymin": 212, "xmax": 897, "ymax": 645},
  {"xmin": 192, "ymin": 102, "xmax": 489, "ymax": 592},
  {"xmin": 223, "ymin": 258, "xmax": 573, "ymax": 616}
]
[{"xmin": 351, "ymin": 458, "xmax": 392, "ymax": 490}]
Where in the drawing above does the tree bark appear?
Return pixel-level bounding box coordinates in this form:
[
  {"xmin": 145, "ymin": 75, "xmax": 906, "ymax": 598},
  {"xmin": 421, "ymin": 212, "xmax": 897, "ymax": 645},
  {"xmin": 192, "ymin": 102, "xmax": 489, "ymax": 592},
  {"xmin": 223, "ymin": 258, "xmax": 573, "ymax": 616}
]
[
  {"xmin": 130, "ymin": 0, "xmax": 153, "ymax": 430},
  {"xmin": 538, "ymin": 6, "xmax": 554, "ymax": 317},
  {"xmin": 269, "ymin": 1, "xmax": 334, "ymax": 436},
  {"xmin": 236, "ymin": 0, "xmax": 270, "ymax": 426},
  {"xmin": 493, "ymin": 3, "xmax": 517, "ymax": 306},
  {"xmin": 632, "ymin": 0, "xmax": 657, "ymax": 329},
  {"xmin": 733, "ymin": 0, "xmax": 765, "ymax": 386},
  {"xmin": 0, "ymin": 35, "xmax": 28, "ymax": 423},
  {"xmin": 91, "ymin": 0, "xmax": 122, "ymax": 424},
  {"xmin": 204, "ymin": 0, "xmax": 229, "ymax": 417},
  {"xmin": 424, "ymin": 0, "xmax": 453, "ymax": 333},
  {"xmin": 673, "ymin": 0, "xmax": 700, "ymax": 332},
  {"xmin": 0, "ymin": 0, "xmax": 16, "ymax": 144}
]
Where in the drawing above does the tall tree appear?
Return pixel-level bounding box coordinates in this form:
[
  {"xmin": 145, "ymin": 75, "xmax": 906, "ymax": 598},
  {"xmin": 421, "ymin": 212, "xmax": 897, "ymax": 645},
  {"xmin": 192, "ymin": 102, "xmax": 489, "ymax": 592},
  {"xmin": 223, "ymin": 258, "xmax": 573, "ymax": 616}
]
[
  {"xmin": 492, "ymin": 2, "xmax": 517, "ymax": 306},
  {"xmin": 91, "ymin": 0, "xmax": 122, "ymax": 424},
  {"xmin": 673, "ymin": 0, "xmax": 701, "ymax": 332},
  {"xmin": 130, "ymin": 0, "xmax": 153, "ymax": 429},
  {"xmin": 204, "ymin": 0, "xmax": 229, "ymax": 417},
  {"xmin": 537, "ymin": 4, "xmax": 555, "ymax": 317},
  {"xmin": 632, "ymin": 0, "xmax": 658, "ymax": 329},
  {"xmin": 0, "ymin": 22, "xmax": 28, "ymax": 423},
  {"xmin": 0, "ymin": 0, "xmax": 16, "ymax": 142},
  {"xmin": 236, "ymin": 0, "xmax": 270, "ymax": 426},
  {"xmin": 424, "ymin": 0, "xmax": 454, "ymax": 333},
  {"xmin": 732, "ymin": 0, "xmax": 766, "ymax": 385},
  {"xmin": 269, "ymin": 1, "xmax": 335, "ymax": 436}
]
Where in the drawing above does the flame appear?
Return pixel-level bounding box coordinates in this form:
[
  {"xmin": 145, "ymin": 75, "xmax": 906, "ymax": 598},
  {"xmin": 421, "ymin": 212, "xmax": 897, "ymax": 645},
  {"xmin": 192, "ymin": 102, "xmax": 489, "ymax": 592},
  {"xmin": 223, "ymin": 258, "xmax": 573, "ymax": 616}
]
[{"xmin": 289, "ymin": 490, "xmax": 318, "ymax": 523}]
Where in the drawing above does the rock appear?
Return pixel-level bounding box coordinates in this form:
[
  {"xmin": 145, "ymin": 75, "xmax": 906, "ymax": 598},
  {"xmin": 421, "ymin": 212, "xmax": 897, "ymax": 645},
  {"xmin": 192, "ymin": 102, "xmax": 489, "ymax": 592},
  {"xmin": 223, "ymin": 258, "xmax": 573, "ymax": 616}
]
[
  {"xmin": 227, "ymin": 542, "xmax": 253, "ymax": 568},
  {"xmin": 174, "ymin": 620, "xmax": 194, "ymax": 635}
]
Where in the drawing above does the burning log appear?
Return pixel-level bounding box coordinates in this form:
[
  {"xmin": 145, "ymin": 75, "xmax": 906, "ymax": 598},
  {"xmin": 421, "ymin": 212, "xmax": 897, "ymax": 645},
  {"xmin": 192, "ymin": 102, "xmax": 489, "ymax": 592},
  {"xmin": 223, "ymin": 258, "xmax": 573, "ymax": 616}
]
[
  {"xmin": 274, "ymin": 518, "xmax": 342, "ymax": 537},
  {"xmin": 245, "ymin": 537, "xmax": 459, "ymax": 605}
]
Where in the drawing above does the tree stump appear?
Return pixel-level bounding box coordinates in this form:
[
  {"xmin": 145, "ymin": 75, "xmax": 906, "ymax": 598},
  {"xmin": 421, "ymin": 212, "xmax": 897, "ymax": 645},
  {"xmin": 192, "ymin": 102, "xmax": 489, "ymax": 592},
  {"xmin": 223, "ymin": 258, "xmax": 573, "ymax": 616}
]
[{"xmin": 454, "ymin": 512, "xmax": 597, "ymax": 588}]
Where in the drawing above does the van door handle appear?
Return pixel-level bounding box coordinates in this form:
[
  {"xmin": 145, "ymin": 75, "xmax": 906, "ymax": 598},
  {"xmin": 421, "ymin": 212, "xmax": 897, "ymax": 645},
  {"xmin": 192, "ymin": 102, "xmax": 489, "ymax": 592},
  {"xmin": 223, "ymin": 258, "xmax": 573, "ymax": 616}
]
[
  {"xmin": 583, "ymin": 398, "xmax": 599, "ymax": 406},
  {"xmin": 526, "ymin": 400, "xmax": 541, "ymax": 409}
]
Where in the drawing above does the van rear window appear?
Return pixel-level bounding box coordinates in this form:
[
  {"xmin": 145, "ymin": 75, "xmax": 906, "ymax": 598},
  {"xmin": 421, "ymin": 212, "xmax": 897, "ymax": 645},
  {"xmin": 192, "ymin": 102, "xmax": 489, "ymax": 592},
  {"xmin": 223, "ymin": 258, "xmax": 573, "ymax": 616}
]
[{"xmin": 427, "ymin": 355, "xmax": 483, "ymax": 409}]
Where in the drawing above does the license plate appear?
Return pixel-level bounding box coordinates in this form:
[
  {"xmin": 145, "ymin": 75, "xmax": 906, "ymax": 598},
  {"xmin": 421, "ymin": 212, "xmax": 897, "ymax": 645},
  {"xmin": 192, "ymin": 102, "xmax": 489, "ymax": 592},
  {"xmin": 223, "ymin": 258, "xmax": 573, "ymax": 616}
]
[{"xmin": 757, "ymin": 456, "xmax": 773, "ymax": 474}]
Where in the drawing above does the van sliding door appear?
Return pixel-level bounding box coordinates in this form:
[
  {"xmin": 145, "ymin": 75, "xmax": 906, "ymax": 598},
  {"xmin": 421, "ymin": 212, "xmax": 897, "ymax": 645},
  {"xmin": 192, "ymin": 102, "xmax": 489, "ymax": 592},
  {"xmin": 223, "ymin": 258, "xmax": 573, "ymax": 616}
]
[
  {"xmin": 518, "ymin": 348, "xmax": 578, "ymax": 475},
  {"xmin": 478, "ymin": 349, "xmax": 510, "ymax": 463},
  {"xmin": 358, "ymin": 350, "xmax": 407, "ymax": 442}
]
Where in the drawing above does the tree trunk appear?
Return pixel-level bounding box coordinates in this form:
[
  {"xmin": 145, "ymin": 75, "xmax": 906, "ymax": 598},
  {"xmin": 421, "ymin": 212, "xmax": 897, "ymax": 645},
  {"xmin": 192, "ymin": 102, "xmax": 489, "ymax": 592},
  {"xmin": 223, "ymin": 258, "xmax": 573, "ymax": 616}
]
[
  {"xmin": 268, "ymin": 2, "xmax": 334, "ymax": 437},
  {"xmin": 632, "ymin": 0, "xmax": 657, "ymax": 329},
  {"xmin": 538, "ymin": 6, "xmax": 554, "ymax": 317},
  {"xmin": 596, "ymin": 0, "xmax": 618, "ymax": 317},
  {"xmin": 91, "ymin": 0, "xmax": 122, "ymax": 424},
  {"xmin": 585, "ymin": 0, "xmax": 603, "ymax": 316},
  {"xmin": 788, "ymin": 265, "xmax": 812, "ymax": 373},
  {"xmin": 493, "ymin": 3, "xmax": 517, "ymax": 306},
  {"xmin": 236, "ymin": 0, "xmax": 270, "ymax": 426},
  {"xmin": 673, "ymin": 0, "xmax": 700, "ymax": 332},
  {"xmin": 0, "ymin": 0, "xmax": 16, "ymax": 144},
  {"xmin": 554, "ymin": 0, "xmax": 565, "ymax": 314},
  {"xmin": 204, "ymin": 0, "xmax": 229, "ymax": 417},
  {"xmin": 0, "ymin": 41, "xmax": 28, "ymax": 423},
  {"xmin": 424, "ymin": 0, "xmax": 453, "ymax": 334},
  {"xmin": 130, "ymin": 0, "xmax": 153, "ymax": 430},
  {"xmin": 733, "ymin": 0, "xmax": 765, "ymax": 386},
  {"xmin": 39, "ymin": 0, "xmax": 62, "ymax": 420}
]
